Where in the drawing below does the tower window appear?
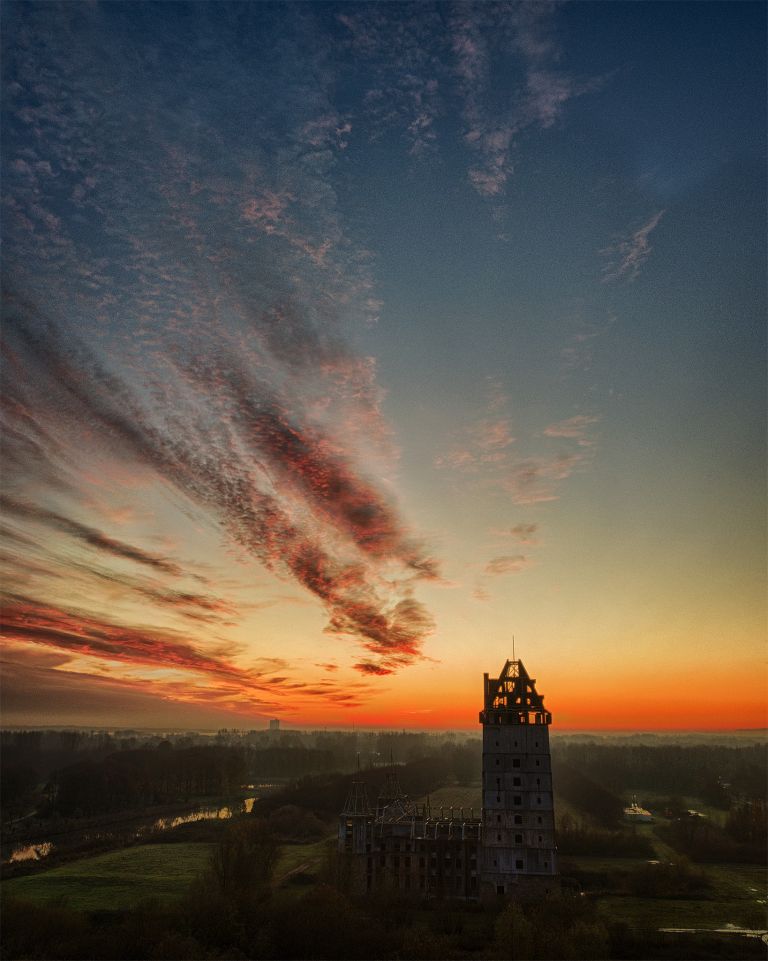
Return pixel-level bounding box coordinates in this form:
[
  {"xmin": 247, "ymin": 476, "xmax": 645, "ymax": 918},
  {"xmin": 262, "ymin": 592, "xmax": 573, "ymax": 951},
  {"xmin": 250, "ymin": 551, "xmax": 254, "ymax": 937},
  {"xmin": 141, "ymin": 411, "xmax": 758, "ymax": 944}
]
[
  {"xmin": 514, "ymin": 815, "xmax": 523, "ymax": 825},
  {"xmin": 512, "ymin": 759, "xmax": 521, "ymax": 768},
  {"xmin": 497, "ymin": 833, "xmax": 501, "ymax": 841},
  {"xmin": 515, "ymin": 833, "xmax": 523, "ymax": 843},
  {"xmin": 537, "ymin": 797, "xmax": 541, "ymax": 804},
  {"xmin": 535, "ymin": 759, "xmax": 540, "ymax": 767},
  {"xmin": 495, "ymin": 758, "xmax": 500, "ymax": 765},
  {"xmin": 515, "ymin": 859, "xmax": 524, "ymax": 870},
  {"xmin": 513, "ymin": 777, "xmax": 521, "ymax": 786},
  {"xmin": 513, "ymin": 795, "xmax": 522, "ymax": 805},
  {"xmin": 537, "ymin": 816, "xmax": 543, "ymax": 824},
  {"xmin": 496, "ymin": 815, "xmax": 501, "ymax": 823}
]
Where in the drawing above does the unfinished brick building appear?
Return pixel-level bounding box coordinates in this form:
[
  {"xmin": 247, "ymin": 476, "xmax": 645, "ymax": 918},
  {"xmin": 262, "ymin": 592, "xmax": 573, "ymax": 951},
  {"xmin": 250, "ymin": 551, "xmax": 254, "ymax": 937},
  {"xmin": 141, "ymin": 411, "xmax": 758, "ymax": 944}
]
[{"xmin": 338, "ymin": 659, "xmax": 557, "ymax": 899}]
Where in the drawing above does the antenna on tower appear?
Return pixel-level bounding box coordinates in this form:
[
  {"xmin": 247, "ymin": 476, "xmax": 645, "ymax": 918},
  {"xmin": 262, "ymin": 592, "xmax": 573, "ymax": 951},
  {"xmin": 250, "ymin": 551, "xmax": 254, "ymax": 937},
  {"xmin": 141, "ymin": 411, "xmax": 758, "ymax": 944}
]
[{"xmin": 513, "ymin": 634, "xmax": 516, "ymax": 662}]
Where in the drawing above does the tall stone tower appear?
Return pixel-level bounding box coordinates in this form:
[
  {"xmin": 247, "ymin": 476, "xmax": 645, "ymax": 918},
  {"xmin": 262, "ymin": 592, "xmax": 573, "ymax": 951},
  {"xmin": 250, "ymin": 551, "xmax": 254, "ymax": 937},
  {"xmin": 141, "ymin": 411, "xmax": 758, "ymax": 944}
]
[{"xmin": 479, "ymin": 659, "xmax": 557, "ymax": 896}]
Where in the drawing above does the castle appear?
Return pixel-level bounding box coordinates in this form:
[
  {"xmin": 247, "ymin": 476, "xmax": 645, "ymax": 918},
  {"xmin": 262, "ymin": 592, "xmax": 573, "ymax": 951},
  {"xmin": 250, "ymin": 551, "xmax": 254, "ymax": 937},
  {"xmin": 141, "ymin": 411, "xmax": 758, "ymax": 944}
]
[{"xmin": 338, "ymin": 659, "xmax": 557, "ymax": 899}]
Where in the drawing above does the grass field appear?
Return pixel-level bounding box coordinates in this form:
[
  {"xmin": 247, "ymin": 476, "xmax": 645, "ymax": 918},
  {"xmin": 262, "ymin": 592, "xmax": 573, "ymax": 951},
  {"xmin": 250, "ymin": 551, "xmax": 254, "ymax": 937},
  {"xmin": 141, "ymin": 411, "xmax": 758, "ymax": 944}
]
[
  {"xmin": 596, "ymin": 895, "xmax": 765, "ymax": 930},
  {"xmin": 275, "ymin": 838, "xmax": 332, "ymax": 881},
  {"xmin": 562, "ymin": 855, "xmax": 767, "ymax": 931},
  {"xmin": 1, "ymin": 843, "xmax": 212, "ymax": 912},
  {"xmin": 2, "ymin": 837, "xmax": 341, "ymax": 912},
  {"xmin": 415, "ymin": 784, "xmax": 482, "ymax": 812}
]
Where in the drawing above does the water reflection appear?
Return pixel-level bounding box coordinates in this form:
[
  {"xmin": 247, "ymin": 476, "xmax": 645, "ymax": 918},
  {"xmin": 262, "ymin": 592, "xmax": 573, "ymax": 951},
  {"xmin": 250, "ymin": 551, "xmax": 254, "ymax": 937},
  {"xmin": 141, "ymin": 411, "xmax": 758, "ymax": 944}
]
[
  {"xmin": 5, "ymin": 796, "xmax": 259, "ymax": 864},
  {"xmin": 9, "ymin": 842, "xmax": 54, "ymax": 863}
]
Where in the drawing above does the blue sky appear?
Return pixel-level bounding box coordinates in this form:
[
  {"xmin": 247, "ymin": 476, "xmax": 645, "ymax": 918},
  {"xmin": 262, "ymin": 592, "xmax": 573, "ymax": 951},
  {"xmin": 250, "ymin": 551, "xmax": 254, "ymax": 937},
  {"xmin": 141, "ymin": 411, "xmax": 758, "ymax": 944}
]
[{"xmin": 1, "ymin": 2, "xmax": 765, "ymax": 729}]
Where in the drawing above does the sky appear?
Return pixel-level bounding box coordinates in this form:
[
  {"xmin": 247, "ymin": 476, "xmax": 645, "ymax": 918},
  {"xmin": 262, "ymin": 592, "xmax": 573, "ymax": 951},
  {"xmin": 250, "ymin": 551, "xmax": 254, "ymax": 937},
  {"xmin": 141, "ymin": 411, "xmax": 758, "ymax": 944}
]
[{"xmin": 1, "ymin": 2, "xmax": 765, "ymax": 732}]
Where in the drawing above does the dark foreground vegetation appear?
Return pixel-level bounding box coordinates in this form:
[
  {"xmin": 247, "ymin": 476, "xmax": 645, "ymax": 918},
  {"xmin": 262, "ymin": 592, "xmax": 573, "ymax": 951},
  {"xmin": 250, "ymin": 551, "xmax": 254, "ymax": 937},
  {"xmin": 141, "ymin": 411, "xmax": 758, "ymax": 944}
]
[{"xmin": 2, "ymin": 729, "xmax": 766, "ymax": 959}]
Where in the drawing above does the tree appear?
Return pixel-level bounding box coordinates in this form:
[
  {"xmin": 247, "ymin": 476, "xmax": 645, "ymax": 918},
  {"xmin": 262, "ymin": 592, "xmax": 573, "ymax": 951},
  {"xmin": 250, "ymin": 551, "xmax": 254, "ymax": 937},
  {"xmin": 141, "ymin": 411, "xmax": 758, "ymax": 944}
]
[{"xmin": 208, "ymin": 818, "xmax": 280, "ymax": 901}]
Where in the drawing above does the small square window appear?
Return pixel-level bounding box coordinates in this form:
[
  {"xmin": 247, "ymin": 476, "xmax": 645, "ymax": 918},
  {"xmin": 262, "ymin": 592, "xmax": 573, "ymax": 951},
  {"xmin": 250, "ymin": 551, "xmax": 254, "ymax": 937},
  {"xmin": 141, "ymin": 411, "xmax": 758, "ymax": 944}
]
[
  {"xmin": 514, "ymin": 815, "xmax": 523, "ymax": 825},
  {"xmin": 513, "ymin": 795, "xmax": 522, "ymax": 805},
  {"xmin": 512, "ymin": 759, "xmax": 521, "ymax": 768},
  {"xmin": 515, "ymin": 859, "xmax": 524, "ymax": 870},
  {"xmin": 513, "ymin": 777, "xmax": 521, "ymax": 786},
  {"xmin": 515, "ymin": 833, "xmax": 523, "ymax": 843}
]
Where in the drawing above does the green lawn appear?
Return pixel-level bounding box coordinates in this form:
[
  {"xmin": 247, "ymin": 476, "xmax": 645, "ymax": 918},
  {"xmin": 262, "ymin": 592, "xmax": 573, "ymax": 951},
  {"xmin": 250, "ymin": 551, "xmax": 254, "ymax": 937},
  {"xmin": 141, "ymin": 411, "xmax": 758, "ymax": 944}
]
[
  {"xmin": 275, "ymin": 838, "xmax": 332, "ymax": 881},
  {"xmin": 596, "ymin": 896, "xmax": 765, "ymax": 931},
  {"xmin": 415, "ymin": 785, "xmax": 482, "ymax": 813},
  {"xmin": 562, "ymin": 855, "xmax": 767, "ymax": 932},
  {"xmin": 1, "ymin": 843, "xmax": 212, "ymax": 912}
]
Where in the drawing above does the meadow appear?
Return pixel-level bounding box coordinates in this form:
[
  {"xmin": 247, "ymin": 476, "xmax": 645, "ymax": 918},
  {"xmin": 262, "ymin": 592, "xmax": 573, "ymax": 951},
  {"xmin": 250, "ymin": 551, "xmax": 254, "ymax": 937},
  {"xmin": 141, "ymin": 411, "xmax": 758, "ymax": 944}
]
[{"xmin": 2, "ymin": 843, "xmax": 214, "ymax": 912}]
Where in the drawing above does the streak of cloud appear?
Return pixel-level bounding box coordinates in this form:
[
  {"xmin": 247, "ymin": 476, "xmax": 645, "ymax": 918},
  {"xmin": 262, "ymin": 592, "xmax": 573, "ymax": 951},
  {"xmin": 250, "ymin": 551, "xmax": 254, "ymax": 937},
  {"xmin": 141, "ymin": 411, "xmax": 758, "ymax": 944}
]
[
  {"xmin": 0, "ymin": 494, "xmax": 186, "ymax": 577},
  {"xmin": 484, "ymin": 554, "xmax": 532, "ymax": 575},
  {"xmin": 602, "ymin": 211, "xmax": 665, "ymax": 283}
]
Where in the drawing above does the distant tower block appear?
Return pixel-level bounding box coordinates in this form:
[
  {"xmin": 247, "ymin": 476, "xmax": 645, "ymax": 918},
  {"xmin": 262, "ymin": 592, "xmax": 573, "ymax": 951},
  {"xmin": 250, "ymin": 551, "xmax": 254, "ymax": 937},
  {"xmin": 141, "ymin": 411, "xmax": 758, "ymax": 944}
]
[
  {"xmin": 269, "ymin": 719, "xmax": 280, "ymax": 731},
  {"xmin": 479, "ymin": 660, "xmax": 557, "ymax": 896}
]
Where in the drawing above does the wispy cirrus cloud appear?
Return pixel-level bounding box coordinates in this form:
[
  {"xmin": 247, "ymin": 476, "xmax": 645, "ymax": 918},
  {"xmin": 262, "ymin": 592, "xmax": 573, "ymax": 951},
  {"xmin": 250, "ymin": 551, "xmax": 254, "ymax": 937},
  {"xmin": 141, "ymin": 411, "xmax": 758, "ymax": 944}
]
[
  {"xmin": 450, "ymin": 3, "xmax": 593, "ymax": 199},
  {"xmin": 0, "ymin": 594, "xmax": 258, "ymax": 686},
  {"xmin": 484, "ymin": 554, "xmax": 533, "ymax": 575},
  {"xmin": 0, "ymin": 494, "xmax": 188, "ymax": 578},
  {"xmin": 491, "ymin": 523, "xmax": 539, "ymax": 545},
  {"xmin": 1, "ymin": 0, "xmax": 444, "ymax": 686},
  {"xmin": 436, "ymin": 384, "xmax": 596, "ymax": 507},
  {"xmin": 0, "ymin": 595, "xmax": 367, "ymax": 714},
  {"xmin": 543, "ymin": 415, "xmax": 599, "ymax": 445},
  {"xmin": 2, "ymin": 299, "xmax": 437, "ymax": 676},
  {"xmin": 601, "ymin": 210, "xmax": 665, "ymax": 283},
  {"xmin": 503, "ymin": 452, "xmax": 586, "ymax": 505}
]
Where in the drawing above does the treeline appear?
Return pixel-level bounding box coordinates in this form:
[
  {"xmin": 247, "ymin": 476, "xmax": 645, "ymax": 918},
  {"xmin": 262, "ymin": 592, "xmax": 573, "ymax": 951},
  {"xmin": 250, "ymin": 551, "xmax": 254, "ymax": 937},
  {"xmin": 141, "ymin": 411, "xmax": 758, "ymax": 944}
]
[
  {"xmin": 556, "ymin": 815, "xmax": 654, "ymax": 858},
  {"xmin": 657, "ymin": 802, "xmax": 767, "ymax": 864},
  {"xmin": 552, "ymin": 742, "xmax": 767, "ymax": 803},
  {"xmin": 254, "ymin": 756, "xmax": 459, "ymax": 821},
  {"xmin": 49, "ymin": 746, "xmax": 248, "ymax": 816}
]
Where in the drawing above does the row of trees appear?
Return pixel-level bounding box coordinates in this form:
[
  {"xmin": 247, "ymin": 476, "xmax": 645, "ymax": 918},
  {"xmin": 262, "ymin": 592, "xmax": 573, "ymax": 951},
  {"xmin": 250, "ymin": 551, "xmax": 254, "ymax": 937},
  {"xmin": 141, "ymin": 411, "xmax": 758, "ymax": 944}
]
[
  {"xmin": 551, "ymin": 742, "xmax": 767, "ymax": 804},
  {"xmin": 48, "ymin": 746, "xmax": 248, "ymax": 816}
]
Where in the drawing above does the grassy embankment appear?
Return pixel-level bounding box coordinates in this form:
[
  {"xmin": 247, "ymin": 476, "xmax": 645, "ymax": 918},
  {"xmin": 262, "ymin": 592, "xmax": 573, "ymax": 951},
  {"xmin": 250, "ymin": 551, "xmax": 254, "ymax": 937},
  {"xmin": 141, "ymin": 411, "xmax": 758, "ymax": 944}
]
[
  {"xmin": 1, "ymin": 837, "xmax": 334, "ymax": 912},
  {"xmin": 1, "ymin": 843, "xmax": 213, "ymax": 912}
]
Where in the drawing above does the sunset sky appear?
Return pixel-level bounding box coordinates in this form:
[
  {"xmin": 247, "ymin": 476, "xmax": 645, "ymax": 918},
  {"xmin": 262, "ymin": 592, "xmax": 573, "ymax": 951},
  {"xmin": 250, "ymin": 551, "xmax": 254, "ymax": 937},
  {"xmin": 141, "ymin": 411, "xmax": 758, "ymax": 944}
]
[{"xmin": 2, "ymin": 2, "xmax": 765, "ymax": 731}]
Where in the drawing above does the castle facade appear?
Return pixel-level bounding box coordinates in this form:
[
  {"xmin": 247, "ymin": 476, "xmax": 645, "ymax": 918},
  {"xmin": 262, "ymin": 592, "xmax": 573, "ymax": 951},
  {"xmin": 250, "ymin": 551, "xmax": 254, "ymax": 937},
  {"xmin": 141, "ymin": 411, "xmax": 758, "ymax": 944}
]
[{"xmin": 338, "ymin": 659, "xmax": 557, "ymax": 899}]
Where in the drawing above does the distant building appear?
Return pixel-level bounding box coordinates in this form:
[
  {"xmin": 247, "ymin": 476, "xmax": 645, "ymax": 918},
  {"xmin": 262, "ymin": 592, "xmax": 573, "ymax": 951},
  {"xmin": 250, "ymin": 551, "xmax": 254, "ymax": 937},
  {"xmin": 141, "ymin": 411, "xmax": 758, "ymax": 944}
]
[
  {"xmin": 623, "ymin": 795, "xmax": 653, "ymax": 822},
  {"xmin": 269, "ymin": 719, "xmax": 280, "ymax": 731},
  {"xmin": 338, "ymin": 659, "xmax": 558, "ymax": 899}
]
